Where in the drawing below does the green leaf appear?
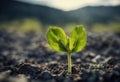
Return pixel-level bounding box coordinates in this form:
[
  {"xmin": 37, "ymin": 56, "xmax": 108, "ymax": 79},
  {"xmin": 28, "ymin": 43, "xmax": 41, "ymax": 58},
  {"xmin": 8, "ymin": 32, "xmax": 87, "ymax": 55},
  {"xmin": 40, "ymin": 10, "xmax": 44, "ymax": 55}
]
[
  {"xmin": 69, "ymin": 25, "xmax": 86, "ymax": 52},
  {"xmin": 46, "ymin": 26, "xmax": 68, "ymax": 52}
]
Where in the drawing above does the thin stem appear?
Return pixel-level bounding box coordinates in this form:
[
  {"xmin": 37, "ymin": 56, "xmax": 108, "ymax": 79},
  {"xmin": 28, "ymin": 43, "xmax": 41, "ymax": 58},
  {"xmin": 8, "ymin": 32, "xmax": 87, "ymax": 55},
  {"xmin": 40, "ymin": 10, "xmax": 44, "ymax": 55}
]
[{"xmin": 68, "ymin": 52, "xmax": 72, "ymax": 73}]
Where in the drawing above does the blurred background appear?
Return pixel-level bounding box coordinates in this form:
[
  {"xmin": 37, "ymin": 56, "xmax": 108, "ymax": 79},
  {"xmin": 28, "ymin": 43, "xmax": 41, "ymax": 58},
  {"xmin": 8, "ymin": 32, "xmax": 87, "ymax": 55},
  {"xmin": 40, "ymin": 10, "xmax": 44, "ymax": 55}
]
[{"xmin": 0, "ymin": 0, "xmax": 120, "ymax": 33}]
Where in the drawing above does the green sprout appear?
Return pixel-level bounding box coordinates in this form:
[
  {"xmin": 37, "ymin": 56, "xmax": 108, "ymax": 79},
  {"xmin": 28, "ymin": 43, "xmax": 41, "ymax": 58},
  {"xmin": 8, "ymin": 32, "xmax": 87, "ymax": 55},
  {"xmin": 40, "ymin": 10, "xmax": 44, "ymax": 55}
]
[{"xmin": 46, "ymin": 25, "xmax": 86, "ymax": 74}]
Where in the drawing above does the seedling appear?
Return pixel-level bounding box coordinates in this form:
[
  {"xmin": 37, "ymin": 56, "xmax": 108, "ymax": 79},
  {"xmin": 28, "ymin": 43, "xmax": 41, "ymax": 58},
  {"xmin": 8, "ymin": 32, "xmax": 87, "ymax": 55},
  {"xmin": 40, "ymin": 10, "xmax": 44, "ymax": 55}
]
[{"xmin": 46, "ymin": 25, "xmax": 86, "ymax": 74}]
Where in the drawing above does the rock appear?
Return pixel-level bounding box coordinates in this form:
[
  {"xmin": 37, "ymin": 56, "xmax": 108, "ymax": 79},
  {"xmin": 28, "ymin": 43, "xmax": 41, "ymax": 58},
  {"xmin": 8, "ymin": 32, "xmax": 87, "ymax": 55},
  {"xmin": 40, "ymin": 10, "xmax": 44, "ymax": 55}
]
[
  {"xmin": 64, "ymin": 78, "xmax": 73, "ymax": 82},
  {"xmin": 55, "ymin": 75, "xmax": 64, "ymax": 82},
  {"xmin": 9, "ymin": 74, "xmax": 28, "ymax": 82},
  {"xmin": 101, "ymin": 56, "xmax": 112, "ymax": 64},
  {"xmin": 41, "ymin": 71, "xmax": 53, "ymax": 80},
  {"xmin": 92, "ymin": 55, "xmax": 104, "ymax": 63}
]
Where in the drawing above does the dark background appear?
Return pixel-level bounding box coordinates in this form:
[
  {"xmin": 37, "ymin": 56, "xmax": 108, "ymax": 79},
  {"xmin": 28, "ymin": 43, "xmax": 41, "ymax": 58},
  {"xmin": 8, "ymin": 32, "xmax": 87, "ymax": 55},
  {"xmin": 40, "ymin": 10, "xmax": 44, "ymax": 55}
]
[{"xmin": 0, "ymin": 0, "xmax": 120, "ymax": 33}]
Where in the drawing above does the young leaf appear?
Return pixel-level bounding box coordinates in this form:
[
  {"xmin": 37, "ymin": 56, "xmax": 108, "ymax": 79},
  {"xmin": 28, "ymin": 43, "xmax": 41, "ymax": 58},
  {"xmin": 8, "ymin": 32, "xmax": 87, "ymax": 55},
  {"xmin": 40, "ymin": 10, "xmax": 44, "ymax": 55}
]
[
  {"xmin": 69, "ymin": 25, "xmax": 86, "ymax": 52},
  {"xmin": 46, "ymin": 26, "xmax": 68, "ymax": 52}
]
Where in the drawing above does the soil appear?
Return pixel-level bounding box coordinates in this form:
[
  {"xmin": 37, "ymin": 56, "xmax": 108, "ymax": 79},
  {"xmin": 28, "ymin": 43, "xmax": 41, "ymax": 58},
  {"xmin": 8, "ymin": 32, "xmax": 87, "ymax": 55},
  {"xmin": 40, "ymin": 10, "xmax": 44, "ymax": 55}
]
[{"xmin": 0, "ymin": 30, "xmax": 120, "ymax": 82}]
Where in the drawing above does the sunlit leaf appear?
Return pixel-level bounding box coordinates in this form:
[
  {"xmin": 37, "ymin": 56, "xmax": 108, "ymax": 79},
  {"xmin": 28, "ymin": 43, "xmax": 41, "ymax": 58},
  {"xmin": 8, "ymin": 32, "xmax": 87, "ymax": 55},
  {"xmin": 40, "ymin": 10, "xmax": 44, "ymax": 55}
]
[
  {"xmin": 69, "ymin": 25, "xmax": 86, "ymax": 52},
  {"xmin": 46, "ymin": 26, "xmax": 68, "ymax": 52}
]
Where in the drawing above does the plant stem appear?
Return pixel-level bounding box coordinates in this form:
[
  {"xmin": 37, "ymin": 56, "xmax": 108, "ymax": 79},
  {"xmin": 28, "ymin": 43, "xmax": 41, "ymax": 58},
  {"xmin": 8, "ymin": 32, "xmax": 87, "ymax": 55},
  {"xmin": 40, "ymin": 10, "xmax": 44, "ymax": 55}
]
[{"xmin": 68, "ymin": 52, "xmax": 72, "ymax": 73}]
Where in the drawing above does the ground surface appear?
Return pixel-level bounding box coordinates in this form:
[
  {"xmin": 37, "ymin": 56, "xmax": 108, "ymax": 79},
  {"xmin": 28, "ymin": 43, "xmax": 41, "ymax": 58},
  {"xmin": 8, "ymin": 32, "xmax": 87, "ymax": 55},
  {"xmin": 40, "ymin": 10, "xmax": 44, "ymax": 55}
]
[{"xmin": 0, "ymin": 30, "xmax": 120, "ymax": 82}]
